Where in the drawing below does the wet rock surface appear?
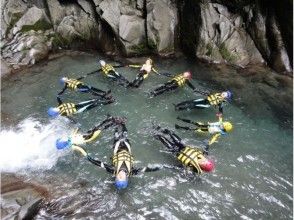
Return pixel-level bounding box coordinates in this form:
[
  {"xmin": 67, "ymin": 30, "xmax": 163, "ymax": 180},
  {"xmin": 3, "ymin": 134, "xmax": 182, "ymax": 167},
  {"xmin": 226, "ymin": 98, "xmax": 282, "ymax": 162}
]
[
  {"xmin": 1, "ymin": 173, "xmax": 49, "ymax": 220},
  {"xmin": 0, "ymin": 0, "xmax": 292, "ymax": 74}
]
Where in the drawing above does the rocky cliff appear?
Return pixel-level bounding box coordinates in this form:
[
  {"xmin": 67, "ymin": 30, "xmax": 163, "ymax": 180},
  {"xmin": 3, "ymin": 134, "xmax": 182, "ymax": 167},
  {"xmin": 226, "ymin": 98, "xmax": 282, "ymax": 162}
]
[{"xmin": 1, "ymin": 0, "xmax": 292, "ymax": 75}]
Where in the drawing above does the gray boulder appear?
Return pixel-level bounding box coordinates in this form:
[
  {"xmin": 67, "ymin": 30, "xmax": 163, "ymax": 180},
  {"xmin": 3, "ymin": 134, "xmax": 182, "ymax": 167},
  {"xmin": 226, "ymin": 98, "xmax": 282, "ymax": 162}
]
[
  {"xmin": 99, "ymin": 0, "xmax": 121, "ymax": 33},
  {"xmin": 146, "ymin": 0, "xmax": 178, "ymax": 55},
  {"xmin": 119, "ymin": 15, "xmax": 145, "ymax": 54},
  {"xmin": 12, "ymin": 6, "xmax": 51, "ymax": 35},
  {"xmin": 197, "ymin": 3, "xmax": 264, "ymax": 66},
  {"xmin": 1, "ymin": 0, "xmax": 28, "ymax": 39}
]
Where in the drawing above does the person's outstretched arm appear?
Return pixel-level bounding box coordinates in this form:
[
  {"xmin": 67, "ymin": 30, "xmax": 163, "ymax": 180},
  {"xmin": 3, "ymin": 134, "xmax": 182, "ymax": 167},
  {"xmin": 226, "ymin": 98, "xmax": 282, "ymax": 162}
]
[
  {"xmin": 72, "ymin": 145, "xmax": 114, "ymax": 173},
  {"xmin": 128, "ymin": 64, "xmax": 141, "ymax": 68},
  {"xmin": 193, "ymin": 88, "xmax": 210, "ymax": 96},
  {"xmin": 132, "ymin": 165, "xmax": 162, "ymax": 175},
  {"xmin": 208, "ymin": 133, "xmax": 221, "ymax": 145},
  {"xmin": 56, "ymin": 96, "xmax": 63, "ymax": 105},
  {"xmin": 58, "ymin": 86, "xmax": 67, "ymax": 96},
  {"xmin": 87, "ymin": 68, "xmax": 102, "ymax": 76},
  {"xmin": 186, "ymin": 80, "xmax": 196, "ymax": 90}
]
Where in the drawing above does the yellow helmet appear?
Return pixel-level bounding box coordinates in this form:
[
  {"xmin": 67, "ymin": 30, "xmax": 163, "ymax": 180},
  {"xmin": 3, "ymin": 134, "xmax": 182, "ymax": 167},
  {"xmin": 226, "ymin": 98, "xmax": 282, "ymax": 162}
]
[{"xmin": 223, "ymin": 122, "xmax": 233, "ymax": 132}]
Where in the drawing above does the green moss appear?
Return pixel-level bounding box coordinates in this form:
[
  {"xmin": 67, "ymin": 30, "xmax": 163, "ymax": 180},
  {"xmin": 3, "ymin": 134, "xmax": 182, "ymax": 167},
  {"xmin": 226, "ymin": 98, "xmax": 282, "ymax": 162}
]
[
  {"xmin": 51, "ymin": 33, "xmax": 71, "ymax": 48},
  {"xmin": 20, "ymin": 19, "xmax": 52, "ymax": 32},
  {"xmin": 130, "ymin": 43, "xmax": 150, "ymax": 54},
  {"xmin": 5, "ymin": 12, "xmax": 23, "ymax": 36},
  {"xmin": 219, "ymin": 43, "xmax": 237, "ymax": 62},
  {"xmin": 205, "ymin": 43, "xmax": 213, "ymax": 56},
  {"xmin": 148, "ymin": 40, "xmax": 157, "ymax": 50}
]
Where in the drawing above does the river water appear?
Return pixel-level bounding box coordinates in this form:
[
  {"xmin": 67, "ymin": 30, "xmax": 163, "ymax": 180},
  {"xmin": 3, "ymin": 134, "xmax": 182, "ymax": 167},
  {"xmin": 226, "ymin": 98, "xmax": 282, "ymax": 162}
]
[{"xmin": 1, "ymin": 53, "xmax": 292, "ymax": 219}]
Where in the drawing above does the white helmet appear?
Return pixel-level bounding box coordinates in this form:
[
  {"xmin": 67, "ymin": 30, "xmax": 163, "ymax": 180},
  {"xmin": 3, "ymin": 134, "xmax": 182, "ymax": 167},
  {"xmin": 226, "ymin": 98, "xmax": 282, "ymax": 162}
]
[{"xmin": 99, "ymin": 60, "xmax": 106, "ymax": 66}]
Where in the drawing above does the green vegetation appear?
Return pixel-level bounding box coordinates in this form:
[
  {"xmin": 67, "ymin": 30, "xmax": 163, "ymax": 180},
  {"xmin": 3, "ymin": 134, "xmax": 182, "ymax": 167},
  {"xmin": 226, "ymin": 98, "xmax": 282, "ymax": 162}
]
[
  {"xmin": 20, "ymin": 20, "xmax": 52, "ymax": 32},
  {"xmin": 51, "ymin": 33, "xmax": 71, "ymax": 48},
  {"xmin": 219, "ymin": 43, "xmax": 237, "ymax": 62}
]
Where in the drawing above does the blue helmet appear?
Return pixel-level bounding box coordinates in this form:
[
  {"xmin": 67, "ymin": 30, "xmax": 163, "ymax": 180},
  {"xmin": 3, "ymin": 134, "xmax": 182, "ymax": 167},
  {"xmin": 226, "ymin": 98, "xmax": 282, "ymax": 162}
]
[
  {"xmin": 115, "ymin": 179, "xmax": 128, "ymax": 190},
  {"xmin": 56, "ymin": 138, "xmax": 71, "ymax": 150},
  {"xmin": 47, "ymin": 107, "xmax": 60, "ymax": 117},
  {"xmin": 225, "ymin": 90, "xmax": 232, "ymax": 100},
  {"xmin": 59, "ymin": 77, "xmax": 67, "ymax": 85}
]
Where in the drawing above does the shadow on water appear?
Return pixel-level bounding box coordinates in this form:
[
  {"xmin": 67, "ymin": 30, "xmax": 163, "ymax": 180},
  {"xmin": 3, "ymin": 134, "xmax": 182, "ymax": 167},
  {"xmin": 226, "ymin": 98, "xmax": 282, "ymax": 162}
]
[{"xmin": 1, "ymin": 53, "xmax": 292, "ymax": 219}]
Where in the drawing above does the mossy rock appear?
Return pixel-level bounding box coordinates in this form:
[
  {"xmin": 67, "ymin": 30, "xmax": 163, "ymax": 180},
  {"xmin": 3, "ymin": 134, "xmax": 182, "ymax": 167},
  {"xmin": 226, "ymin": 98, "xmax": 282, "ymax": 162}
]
[
  {"xmin": 219, "ymin": 43, "xmax": 238, "ymax": 62},
  {"xmin": 20, "ymin": 20, "xmax": 52, "ymax": 33}
]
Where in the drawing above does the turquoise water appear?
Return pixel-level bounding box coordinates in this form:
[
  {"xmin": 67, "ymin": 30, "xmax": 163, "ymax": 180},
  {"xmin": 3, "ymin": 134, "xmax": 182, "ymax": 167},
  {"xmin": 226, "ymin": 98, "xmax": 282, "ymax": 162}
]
[{"xmin": 1, "ymin": 54, "xmax": 292, "ymax": 219}]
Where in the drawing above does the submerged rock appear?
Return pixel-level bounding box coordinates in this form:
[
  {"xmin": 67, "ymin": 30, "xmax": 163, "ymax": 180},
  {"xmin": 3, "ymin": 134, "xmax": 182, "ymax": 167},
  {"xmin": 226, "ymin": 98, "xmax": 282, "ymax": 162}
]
[{"xmin": 1, "ymin": 173, "xmax": 49, "ymax": 220}]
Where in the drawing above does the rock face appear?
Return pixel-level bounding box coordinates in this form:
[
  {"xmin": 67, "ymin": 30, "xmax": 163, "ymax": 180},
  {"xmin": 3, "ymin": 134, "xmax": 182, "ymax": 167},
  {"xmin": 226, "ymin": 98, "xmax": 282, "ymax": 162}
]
[
  {"xmin": 196, "ymin": 3, "xmax": 264, "ymax": 66},
  {"xmin": 0, "ymin": 0, "xmax": 292, "ymax": 74},
  {"xmin": 1, "ymin": 173, "xmax": 49, "ymax": 220}
]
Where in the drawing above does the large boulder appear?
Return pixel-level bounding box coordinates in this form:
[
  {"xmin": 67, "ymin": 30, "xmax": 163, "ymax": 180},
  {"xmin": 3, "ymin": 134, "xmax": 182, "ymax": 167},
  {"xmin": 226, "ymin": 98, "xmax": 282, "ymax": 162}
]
[
  {"xmin": 12, "ymin": 6, "xmax": 52, "ymax": 35},
  {"xmin": 244, "ymin": 4, "xmax": 292, "ymax": 73},
  {"xmin": 48, "ymin": 0, "xmax": 99, "ymax": 46},
  {"xmin": 196, "ymin": 3, "xmax": 264, "ymax": 66},
  {"xmin": 1, "ymin": 0, "xmax": 28, "ymax": 39},
  {"xmin": 146, "ymin": 0, "xmax": 178, "ymax": 55},
  {"xmin": 119, "ymin": 15, "xmax": 145, "ymax": 54}
]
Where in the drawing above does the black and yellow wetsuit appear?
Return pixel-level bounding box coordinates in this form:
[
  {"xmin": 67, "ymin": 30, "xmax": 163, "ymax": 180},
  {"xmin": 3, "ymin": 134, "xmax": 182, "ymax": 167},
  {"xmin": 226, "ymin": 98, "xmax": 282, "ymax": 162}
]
[
  {"xmin": 154, "ymin": 127, "xmax": 209, "ymax": 173},
  {"xmin": 74, "ymin": 122, "xmax": 160, "ymax": 177},
  {"xmin": 175, "ymin": 92, "xmax": 226, "ymax": 113},
  {"xmin": 128, "ymin": 62, "xmax": 159, "ymax": 88},
  {"xmin": 58, "ymin": 77, "xmax": 111, "ymax": 98},
  {"xmin": 150, "ymin": 73, "xmax": 195, "ymax": 97},
  {"xmin": 175, "ymin": 117, "xmax": 227, "ymax": 146},
  {"xmin": 55, "ymin": 96, "xmax": 114, "ymax": 117},
  {"xmin": 95, "ymin": 63, "xmax": 129, "ymax": 86}
]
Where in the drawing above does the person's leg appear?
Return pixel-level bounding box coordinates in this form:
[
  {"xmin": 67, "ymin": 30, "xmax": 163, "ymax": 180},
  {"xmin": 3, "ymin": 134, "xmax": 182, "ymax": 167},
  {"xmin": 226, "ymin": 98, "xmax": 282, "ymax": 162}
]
[
  {"xmin": 151, "ymin": 83, "xmax": 177, "ymax": 97},
  {"xmin": 154, "ymin": 134, "xmax": 179, "ymax": 152}
]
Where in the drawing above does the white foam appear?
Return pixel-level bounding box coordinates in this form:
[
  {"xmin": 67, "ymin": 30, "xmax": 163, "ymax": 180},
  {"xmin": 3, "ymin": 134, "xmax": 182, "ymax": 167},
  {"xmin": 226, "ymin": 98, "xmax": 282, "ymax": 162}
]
[{"xmin": 0, "ymin": 117, "xmax": 70, "ymax": 172}]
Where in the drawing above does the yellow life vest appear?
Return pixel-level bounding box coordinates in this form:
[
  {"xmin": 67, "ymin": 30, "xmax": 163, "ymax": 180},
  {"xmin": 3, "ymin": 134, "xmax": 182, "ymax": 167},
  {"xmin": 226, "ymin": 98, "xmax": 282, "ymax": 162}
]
[
  {"xmin": 172, "ymin": 75, "xmax": 186, "ymax": 87},
  {"xmin": 177, "ymin": 147, "xmax": 203, "ymax": 173},
  {"xmin": 207, "ymin": 93, "xmax": 224, "ymax": 106},
  {"xmin": 66, "ymin": 79, "xmax": 83, "ymax": 90},
  {"xmin": 112, "ymin": 150, "xmax": 134, "ymax": 176},
  {"xmin": 58, "ymin": 103, "xmax": 77, "ymax": 116},
  {"xmin": 101, "ymin": 64, "xmax": 115, "ymax": 76}
]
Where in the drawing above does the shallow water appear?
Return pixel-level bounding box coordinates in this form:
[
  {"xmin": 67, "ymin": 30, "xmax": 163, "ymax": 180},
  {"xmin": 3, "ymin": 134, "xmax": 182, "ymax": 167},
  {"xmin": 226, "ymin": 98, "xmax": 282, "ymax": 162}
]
[{"xmin": 1, "ymin": 54, "xmax": 293, "ymax": 219}]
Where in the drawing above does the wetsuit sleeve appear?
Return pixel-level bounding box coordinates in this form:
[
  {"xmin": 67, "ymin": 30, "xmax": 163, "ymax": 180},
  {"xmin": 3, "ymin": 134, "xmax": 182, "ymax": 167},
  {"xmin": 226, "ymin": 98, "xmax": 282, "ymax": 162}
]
[
  {"xmin": 113, "ymin": 64, "xmax": 125, "ymax": 68},
  {"xmin": 128, "ymin": 64, "xmax": 141, "ymax": 68},
  {"xmin": 218, "ymin": 103, "xmax": 224, "ymax": 114},
  {"xmin": 132, "ymin": 165, "xmax": 161, "ymax": 175},
  {"xmin": 58, "ymin": 86, "xmax": 67, "ymax": 96},
  {"xmin": 193, "ymin": 88, "xmax": 210, "ymax": 96},
  {"xmin": 186, "ymin": 80, "xmax": 196, "ymax": 90},
  {"xmin": 76, "ymin": 76, "xmax": 86, "ymax": 80},
  {"xmin": 87, "ymin": 155, "xmax": 114, "ymax": 174},
  {"xmin": 57, "ymin": 96, "xmax": 63, "ymax": 105},
  {"xmin": 87, "ymin": 68, "xmax": 102, "ymax": 75},
  {"xmin": 208, "ymin": 133, "xmax": 221, "ymax": 145}
]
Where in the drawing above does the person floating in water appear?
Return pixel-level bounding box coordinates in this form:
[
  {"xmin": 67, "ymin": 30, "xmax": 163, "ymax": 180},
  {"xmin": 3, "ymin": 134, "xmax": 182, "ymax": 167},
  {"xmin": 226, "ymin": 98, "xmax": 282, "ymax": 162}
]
[
  {"xmin": 73, "ymin": 120, "xmax": 160, "ymax": 190},
  {"xmin": 175, "ymin": 90, "xmax": 232, "ymax": 115},
  {"xmin": 175, "ymin": 115, "xmax": 233, "ymax": 146},
  {"xmin": 150, "ymin": 71, "xmax": 195, "ymax": 97},
  {"xmin": 47, "ymin": 96, "xmax": 114, "ymax": 118},
  {"xmin": 55, "ymin": 116, "xmax": 122, "ymax": 149},
  {"xmin": 128, "ymin": 58, "xmax": 160, "ymax": 88},
  {"xmin": 58, "ymin": 76, "xmax": 112, "ymax": 99},
  {"xmin": 153, "ymin": 126, "xmax": 214, "ymax": 174},
  {"xmin": 88, "ymin": 60, "xmax": 129, "ymax": 86}
]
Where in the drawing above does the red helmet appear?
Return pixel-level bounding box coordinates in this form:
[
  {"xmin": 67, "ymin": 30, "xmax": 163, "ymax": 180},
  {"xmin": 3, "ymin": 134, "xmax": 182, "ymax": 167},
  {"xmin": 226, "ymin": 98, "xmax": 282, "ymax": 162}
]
[
  {"xmin": 199, "ymin": 159, "xmax": 215, "ymax": 172},
  {"xmin": 183, "ymin": 71, "xmax": 192, "ymax": 79}
]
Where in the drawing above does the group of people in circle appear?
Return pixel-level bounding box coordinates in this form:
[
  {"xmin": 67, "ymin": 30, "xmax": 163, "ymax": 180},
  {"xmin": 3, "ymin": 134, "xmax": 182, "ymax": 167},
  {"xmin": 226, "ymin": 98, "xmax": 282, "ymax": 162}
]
[{"xmin": 47, "ymin": 58, "xmax": 233, "ymax": 190}]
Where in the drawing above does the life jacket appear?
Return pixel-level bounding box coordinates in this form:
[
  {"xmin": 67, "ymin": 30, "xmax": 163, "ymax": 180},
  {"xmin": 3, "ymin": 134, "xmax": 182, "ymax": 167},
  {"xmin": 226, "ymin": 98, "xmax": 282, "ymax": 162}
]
[
  {"xmin": 66, "ymin": 79, "xmax": 83, "ymax": 90},
  {"xmin": 207, "ymin": 93, "xmax": 224, "ymax": 106},
  {"xmin": 172, "ymin": 75, "xmax": 187, "ymax": 87},
  {"xmin": 112, "ymin": 150, "xmax": 134, "ymax": 176},
  {"xmin": 101, "ymin": 64, "xmax": 115, "ymax": 76},
  {"xmin": 58, "ymin": 103, "xmax": 77, "ymax": 116},
  {"xmin": 177, "ymin": 147, "xmax": 204, "ymax": 173}
]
